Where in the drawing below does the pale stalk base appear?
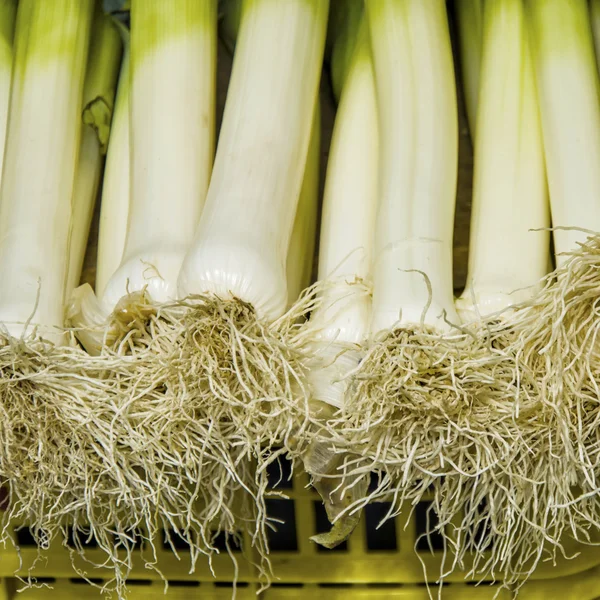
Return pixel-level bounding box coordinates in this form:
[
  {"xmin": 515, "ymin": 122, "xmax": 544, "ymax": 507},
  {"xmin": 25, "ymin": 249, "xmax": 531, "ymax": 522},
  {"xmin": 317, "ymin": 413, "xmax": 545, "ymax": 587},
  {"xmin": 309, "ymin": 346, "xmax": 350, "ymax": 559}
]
[{"xmin": 67, "ymin": 283, "xmax": 155, "ymax": 355}]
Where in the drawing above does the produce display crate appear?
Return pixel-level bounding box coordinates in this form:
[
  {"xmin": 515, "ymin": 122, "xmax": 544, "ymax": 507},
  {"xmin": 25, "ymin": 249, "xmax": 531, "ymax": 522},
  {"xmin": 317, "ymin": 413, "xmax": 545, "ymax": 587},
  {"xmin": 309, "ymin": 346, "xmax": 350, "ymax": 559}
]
[
  {"xmin": 1, "ymin": 463, "xmax": 600, "ymax": 598},
  {"xmin": 2, "ymin": 19, "xmax": 600, "ymax": 599}
]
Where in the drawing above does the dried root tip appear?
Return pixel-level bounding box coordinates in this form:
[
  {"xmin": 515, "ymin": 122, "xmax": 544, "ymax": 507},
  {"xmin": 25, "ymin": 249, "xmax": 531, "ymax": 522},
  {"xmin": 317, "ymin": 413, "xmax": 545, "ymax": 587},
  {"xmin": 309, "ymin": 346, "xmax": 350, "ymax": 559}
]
[
  {"xmin": 310, "ymin": 512, "xmax": 361, "ymax": 549},
  {"xmin": 308, "ymin": 465, "xmax": 369, "ymax": 548},
  {"xmin": 66, "ymin": 283, "xmax": 157, "ymax": 355},
  {"xmin": 302, "ymin": 351, "xmax": 370, "ymax": 548},
  {"xmin": 304, "ymin": 431, "xmax": 369, "ymax": 548}
]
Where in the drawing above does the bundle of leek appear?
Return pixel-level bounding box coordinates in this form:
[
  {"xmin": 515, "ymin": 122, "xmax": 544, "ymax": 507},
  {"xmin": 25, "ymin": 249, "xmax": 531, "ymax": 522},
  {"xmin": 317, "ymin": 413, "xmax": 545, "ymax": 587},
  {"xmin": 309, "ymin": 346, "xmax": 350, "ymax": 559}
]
[
  {"xmin": 318, "ymin": 0, "xmax": 555, "ymax": 587},
  {"xmin": 440, "ymin": 0, "xmax": 600, "ymax": 583},
  {"xmin": 155, "ymin": 0, "xmax": 326, "ymax": 572},
  {"xmin": 336, "ymin": 0, "xmax": 600, "ymax": 588},
  {"xmin": 446, "ymin": 3, "xmax": 600, "ymax": 576},
  {"xmin": 300, "ymin": 2, "xmax": 506, "ymax": 575},
  {"xmin": 481, "ymin": 0, "xmax": 600, "ymax": 570},
  {"xmin": 66, "ymin": 0, "xmax": 254, "ymax": 582}
]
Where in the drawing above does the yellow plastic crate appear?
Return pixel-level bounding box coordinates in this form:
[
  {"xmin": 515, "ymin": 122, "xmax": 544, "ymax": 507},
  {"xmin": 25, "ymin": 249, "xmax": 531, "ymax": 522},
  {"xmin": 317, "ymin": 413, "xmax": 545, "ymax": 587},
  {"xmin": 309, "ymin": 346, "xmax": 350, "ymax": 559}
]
[{"xmin": 1, "ymin": 462, "xmax": 600, "ymax": 598}]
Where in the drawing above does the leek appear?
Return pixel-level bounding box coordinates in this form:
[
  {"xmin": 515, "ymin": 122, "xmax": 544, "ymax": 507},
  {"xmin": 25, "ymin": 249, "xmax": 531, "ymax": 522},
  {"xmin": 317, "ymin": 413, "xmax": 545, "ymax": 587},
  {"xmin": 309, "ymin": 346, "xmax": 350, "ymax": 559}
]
[
  {"xmin": 0, "ymin": 0, "xmax": 93, "ymax": 342},
  {"xmin": 457, "ymin": 0, "xmax": 549, "ymax": 321},
  {"xmin": 367, "ymin": 0, "xmax": 458, "ymax": 334},
  {"xmin": 340, "ymin": 0, "xmax": 475, "ymax": 563},
  {"xmin": 0, "ymin": 0, "xmax": 132, "ymax": 584},
  {"xmin": 218, "ymin": 0, "xmax": 321, "ymax": 307},
  {"xmin": 139, "ymin": 0, "xmax": 328, "ymax": 572},
  {"xmin": 178, "ymin": 0, "xmax": 326, "ymax": 317},
  {"xmin": 488, "ymin": 0, "xmax": 600, "ymax": 572},
  {"xmin": 70, "ymin": 0, "xmax": 218, "ymax": 353},
  {"xmin": 452, "ymin": 0, "xmax": 565, "ymax": 584},
  {"xmin": 103, "ymin": 0, "xmax": 217, "ymax": 306},
  {"xmin": 65, "ymin": 9, "xmax": 122, "ymax": 294},
  {"xmin": 527, "ymin": 0, "xmax": 600, "ymax": 257},
  {"xmin": 304, "ymin": 18, "xmax": 377, "ymax": 548}
]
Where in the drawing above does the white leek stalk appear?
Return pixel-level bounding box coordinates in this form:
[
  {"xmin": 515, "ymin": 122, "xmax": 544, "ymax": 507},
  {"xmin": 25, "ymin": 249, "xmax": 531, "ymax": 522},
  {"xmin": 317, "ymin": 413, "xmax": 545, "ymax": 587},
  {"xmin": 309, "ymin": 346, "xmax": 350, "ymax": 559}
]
[
  {"xmin": 367, "ymin": 0, "xmax": 458, "ymax": 335},
  {"xmin": 342, "ymin": 0, "xmax": 462, "ymax": 552},
  {"xmin": 178, "ymin": 0, "xmax": 328, "ymax": 320},
  {"xmin": 309, "ymin": 22, "xmax": 377, "ymax": 410},
  {"xmin": 456, "ymin": 0, "xmax": 550, "ymax": 321},
  {"xmin": 304, "ymin": 19, "xmax": 378, "ymax": 548},
  {"xmin": 454, "ymin": 0, "xmax": 483, "ymax": 137},
  {"xmin": 526, "ymin": 0, "xmax": 600, "ymax": 259},
  {"xmin": 0, "ymin": 0, "xmax": 16, "ymax": 181},
  {"xmin": 218, "ymin": 0, "xmax": 320, "ymax": 308},
  {"xmin": 65, "ymin": 10, "xmax": 122, "ymax": 294},
  {"xmin": 102, "ymin": 0, "xmax": 217, "ymax": 307},
  {"xmin": 0, "ymin": 0, "xmax": 93, "ymax": 342},
  {"xmin": 95, "ymin": 44, "xmax": 130, "ymax": 298},
  {"xmin": 286, "ymin": 104, "xmax": 320, "ymax": 305}
]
